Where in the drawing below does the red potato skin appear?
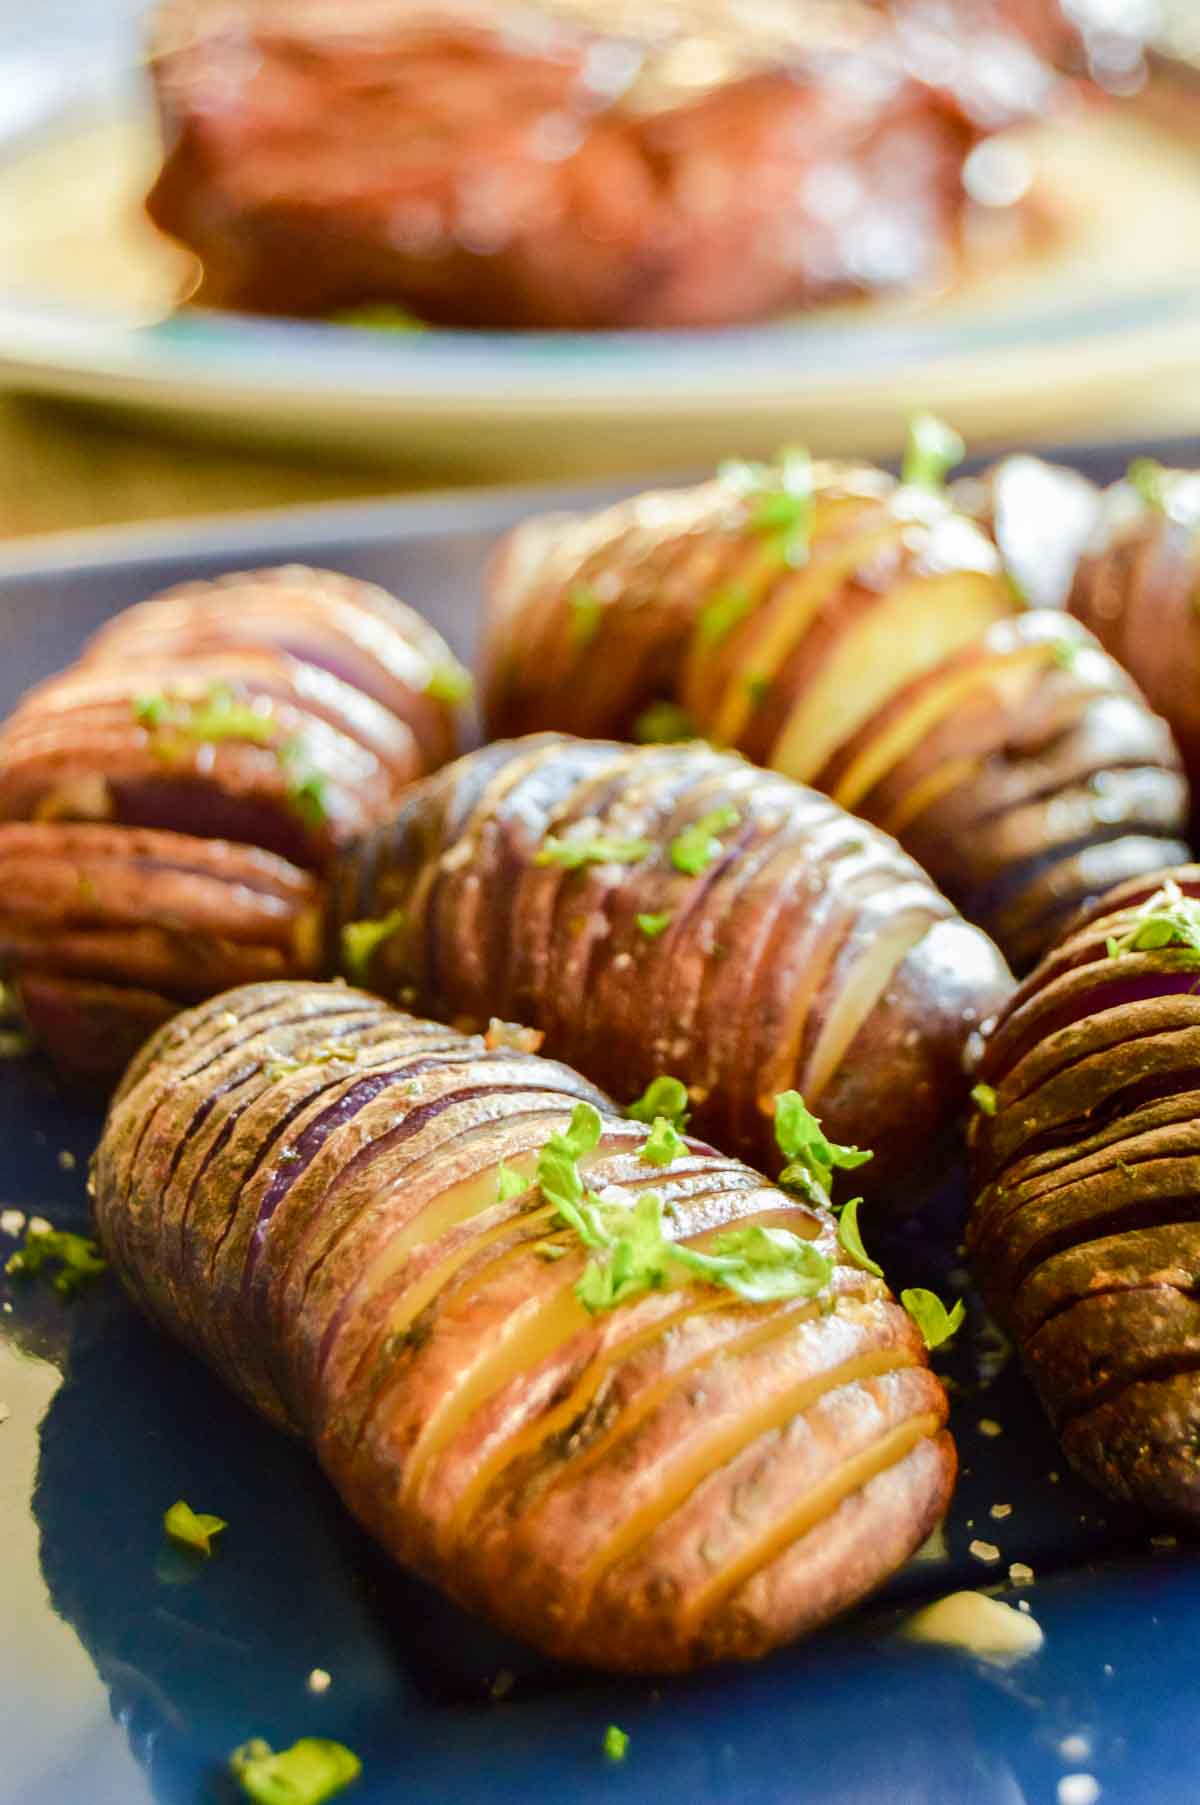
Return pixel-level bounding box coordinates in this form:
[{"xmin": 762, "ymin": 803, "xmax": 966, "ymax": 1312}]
[
  {"xmin": 482, "ymin": 466, "xmax": 1190, "ymax": 970},
  {"xmin": 93, "ymin": 979, "xmax": 955, "ymax": 1672},
  {"xmin": 141, "ymin": 0, "xmax": 1077, "ymax": 330},
  {"xmin": 0, "ymin": 822, "xmax": 324, "ymax": 1080},
  {"xmin": 330, "ymin": 733, "xmax": 1014, "ymax": 1210},
  {"xmin": 967, "ymin": 865, "xmax": 1200, "ymax": 1520}
]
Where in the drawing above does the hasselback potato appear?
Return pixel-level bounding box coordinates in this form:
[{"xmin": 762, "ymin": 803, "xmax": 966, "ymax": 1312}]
[
  {"xmin": 92, "ymin": 978, "xmax": 955, "ymax": 1671},
  {"xmin": 0, "ymin": 565, "xmax": 469, "ymax": 1074},
  {"xmin": 0, "ymin": 565, "xmax": 467, "ymax": 872},
  {"xmin": 968, "ymin": 866, "xmax": 1200, "ymax": 1519},
  {"xmin": 481, "ymin": 457, "xmax": 1189, "ymax": 969},
  {"xmin": 330, "ymin": 733, "xmax": 1013, "ymax": 1206},
  {"xmin": 0, "ymin": 823, "xmax": 323, "ymax": 1079}
]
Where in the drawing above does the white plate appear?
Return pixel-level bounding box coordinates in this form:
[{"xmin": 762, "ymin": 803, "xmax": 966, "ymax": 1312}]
[{"xmin": 3, "ymin": 37, "xmax": 1200, "ymax": 475}]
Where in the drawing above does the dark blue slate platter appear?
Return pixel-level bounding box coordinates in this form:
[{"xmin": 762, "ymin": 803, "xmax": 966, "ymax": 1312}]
[{"xmin": 3, "ymin": 438, "xmax": 1199, "ymax": 1805}]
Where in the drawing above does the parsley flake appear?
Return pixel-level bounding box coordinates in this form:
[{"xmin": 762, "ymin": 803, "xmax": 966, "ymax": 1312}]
[
  {"xmin": 1127, "ymin": 457, "xmax": 1167, "ymax": 512},
  {"xmin": 496, "ymin": 1162, "xmax": 529, "ymax": 1204},
  {"xmin": 535, "ymin": 834, "xmax": 653, "ymax": 871},
  {"xmin": 1105, "ymin": 879, "xmax": 1200, "ymax": 965},
  {"xmin": 971, "ymin": 1083, "xmax": 998, "ymax": 1117},
  {"xmin": 773, "ymin": 1092, "xmax": 872, "ymax": 1209},
  {"xmin": 627, "ymin": 1075, "xmax": 690, "ymax": 1129},
  {"xmin": 640, "ymin": 1116, "xmax": 686, "ymax": 1167},
  {"xmin": 719, "ymin": 445, "xmax": 815, "ymax": 566},
  {"xmin": 632, "ymin": 700, "xmax": 696, "ymax": 744},
  {"xmin": 901, "ymin": 1288, "xmax": 965, "ymax": 1350},
  {"xmin": 669, "ymin": 804, "xmax": 740, "ymax": 876},
  {"xmin": 331, "ymin": 303, "xmax": 426, "ymax": 332},
  {"xmin": 133, "ymin": 685, "xmax": 278, "ymax": 748},
  {"xmin": 163, "ymin": 1499, "xmax": 227, "ymax": 1557},
  {"xmin": 697, "ymin": 587, "xmax": 752, "ymax": 650},
  {"xmin": 567, "ymin": 584, "xmax": 604, "ymax": 649},
  {"xmin": 604, "ymin": 1726, "xmax": 630, "ymax": 1762},
  {"xmin": 230, "ymin": 1737, "xmax": 362, "ymax": 1805},
  {"xmin": 5, "ymin": 1224, "xmax": 107, "ymax": 1296},
  {"xmin": 636, "ymin": 911, "xmax": 673, "ymax": 939},
  {"xmin": 341, "ymin": 909, "xmax": 406, "ymax": 984},
  {"xmin": 425, "ymin": 663, "xmax": 473, "ymax": 705},
  {"xmin": 835, "ymin": 1196, "xmax": 882, "ymax": 1278},
  {"xmin": 902, "ymin": 411, "xmax": 965, "ymax": 491}
]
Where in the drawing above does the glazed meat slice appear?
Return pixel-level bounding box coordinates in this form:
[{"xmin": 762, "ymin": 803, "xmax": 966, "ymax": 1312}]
[
  {"xmin": 329, "ymin": 733, "xmax": 1014, "ymax": 1209},
  {"xmin": 143, "ymin": 0, "xmax": 1094, "ymax": 330},
  {"xmin": 92, "ymin": 978, "xmax": 956, "ymax": 1671},
  {"xmin": 0, "ymin": 822, "xmax": 323, "ymax": 1078}
]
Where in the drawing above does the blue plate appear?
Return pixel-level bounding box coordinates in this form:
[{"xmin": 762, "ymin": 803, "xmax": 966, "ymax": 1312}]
[{"xmin": 3, "ymin": 440, "xmax": 1199, "ymax": 1805}]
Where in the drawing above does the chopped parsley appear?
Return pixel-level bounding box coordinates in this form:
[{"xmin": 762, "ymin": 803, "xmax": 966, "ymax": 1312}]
[
  {"xmin": 626, "ymin": 1075, "xmax": 690, "ymax": 1129},
  {"xmin": 697, "ymin": 587, "xmax": 752, "ymax": 650},
  {"xmin": 163, "ymin": 1499, "xmax": 227, "ymax": 1556},
  {"xmin": 604, "ymin": 1726, "xmax": 630, "ymax": 1762},
  {"xmin": 835, "ymin": 1196, "xmax": 883, "ymax": 1279},
  {"xmin": 535, "ymin": 834, "xmax": 653, "ymax": 870},
  {"xmin": 636, "ymin": 910, "xmax": 673, "ymax": 939},
  {"xmin": 279, "ymin": 739, "xmax": 329, "ymax": 829},
  {"xmin": 425, "ymin": 662, "xmax": 473, "ymax": 705},
  {"xmin": 495, "ymin": 1162, "xmax": 529, "ymax": 1204},
  {"xmin": 1049, "ymin": 637, "xmax": 1083, "ymax": 671},
  {"xmin": 745, "ymin": 672, "xmax": 771, "ymax": 706},
  {"xmin": 901, "ymin": 1288, "xmax": 966, "ymax": 1351},
  {"xmin": 230, "ymin": 1737, "xmax": 362, "ymax": 1805},
  {"xmin": 772, "ymin": 1091, "xmax": 872, "ymax": 1209},
  {"xmin": 567, "ymin": 584, "xmax": 604, "ymax": 649},
  {"xmin": 669, "ymin": 804, "xmax": 741, "ymax": 876},
  {"xmin": 330, "ymin": 303, "xmax": 427, "ymax": 332},
  {"xmin": 632, "ymin": 700, "xmax": 696, "ymax": 743},
  {"xmin": 134, "ymin": 685, "xmax": 278, "ymax": 748},
  {"xmin": 639, "ymin": 1116, "xmax": 686, "ymax": 1167},
  {"xmin": 1127, "ymin": 456, "xmax": 1167, "ymax": 511},
  {"xmin": 341, "ymin": 909, "xmax": 407, "ymax": 984},
  {"xmin": 5, "ymin": 1224, "xmax": 106, "ymax": 1296},
  {"xmin": 901, "ymin": 410, "xmax": 965, "ymax": 491},
  {"xmin": 1105, "ymin": 878, "xmax": 1200, "ymax": 965},
  {"xmin": 971, "ymin": 1083, "xmax": 998, "ymax": 1117},
  {"xmin": 719, "ymin": 445, "xmax": 815, "ymax": 566}
]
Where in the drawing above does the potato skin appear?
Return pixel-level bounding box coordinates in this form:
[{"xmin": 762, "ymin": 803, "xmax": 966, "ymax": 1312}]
[
  {"xmin": 331, "ymin": 733, "xmax": 1013, "ymax": 1208},
  {"xmin": 482, "ymin": 466, "xmax": 1188, "ymax": 969},
  {"xmin": 0, "ymin": 822, "xmax": 324, "ymax": 1079},
  {"xmin": 0, "ymin": 565, "xmax": 465, "ymax": 871},
  {"xmin": 967, "ymin": 865, "xmax": 1200, "ymax": 1519},
  {"xmin": 93, "ymin": 978, "xmax": 954, "ymax": 1671}
]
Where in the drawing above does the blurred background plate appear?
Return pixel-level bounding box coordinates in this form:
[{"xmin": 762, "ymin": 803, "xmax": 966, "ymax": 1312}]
[{"xmin": 3, "ymin": 6, "xmax": 1200, "ymax": 478}]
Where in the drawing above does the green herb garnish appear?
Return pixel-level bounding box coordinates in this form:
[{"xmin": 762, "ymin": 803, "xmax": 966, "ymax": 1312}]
[
  {"xmin": 835, "ymin": 1195, "xmax": 882, "ymax": 1278},
  {"xmin": 495, "ymin": 1162, "xmax": 529, "ymax": 1204},
  {"xmin": 230, "ymin": 1737, "xmax": 362, "ymax": 1805},
  {"xmin": 1105, "ymin": 879, "xmax": 1200, "ymax": 964},
  {"xmin": 636, "ymin": 910, "xmax": 673, "ymax": 939},
  {"xmin": 745, "ymin": 672, "xmax": 771, "ymax": 705},
  {"xmin": 331, "ymin": 303, "xmax": 427, "ymax": 332},
  {"xmin": 535, "ymin": 834, "xmax": 653, "ymax": 870},
  {"xmin": 567, "ymin": 584, "xmax": 604, "ymax": 650},
  {"xmin": 5, "ymin": 1225, "xmax": 107, "ymax": 1296},
  {"xmin": 773, "ymin": 1091, "xmax": 872, "ymax": 1208},
  {"xmin": 134, "ymin": 685, "xmax": 278, "ymax": 747},
  {"xmin": 1128, "ymin": 457, "xmax": 1167, "ymax": 511},
  {"xmin": 425, "ymin": 662, "xmax": 473, "ymax": 705},
  {"xmin": 627, "ymin": 1075, "xmax": 690, "ymax": 1129},
  {"xmin": 632, "ymin": 701, "xmax": 696, "ymax": 743},
  {"xmin": 901, "ymin": 411, "xmax": 965, "ymax": 491},
  {"xmin": 971, "ymin": 1083, "xmax": 998, "ymax": 1117},
  {"xmin": 604, "ymin": 1726, "xmax": 630, "ymax": 1762},
  {"xmin": 669, "ymin": 804, "xmax": 741, "ymax": 876},
  {"xmin": 163, "ymin": 1499, "xmax": 227, "ymax": 1556},
  {"xmin": 1050, "ymin": 637, "xmax": 1082, "ymax": 670},
  {"xmin": 697, "ymin": 587, "xmax": 752, "ymax": 650},
  {"xmin": 720, "ymin": 445, "xmax": 815, "ymax": 566},
  {"xmin": 901, "ymin": 1288, "xmax": 965, "ymax": 1351},
  {"xmin": 341, "ymin": 909, "xmax": 406, "ymax": 984},
  {"xmin": 639, "ymin": 1116, "xmax": 686, "ymax": 1167}
]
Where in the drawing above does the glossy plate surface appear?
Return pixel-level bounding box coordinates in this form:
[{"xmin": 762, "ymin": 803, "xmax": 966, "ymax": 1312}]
[
  {"xmin": 2, "ymin": 438, "xmax": 1200, "ymax": 1805},
  {"xmin": 4, "ymin": 6, "xmax": 1200, "ymax": 471}
]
